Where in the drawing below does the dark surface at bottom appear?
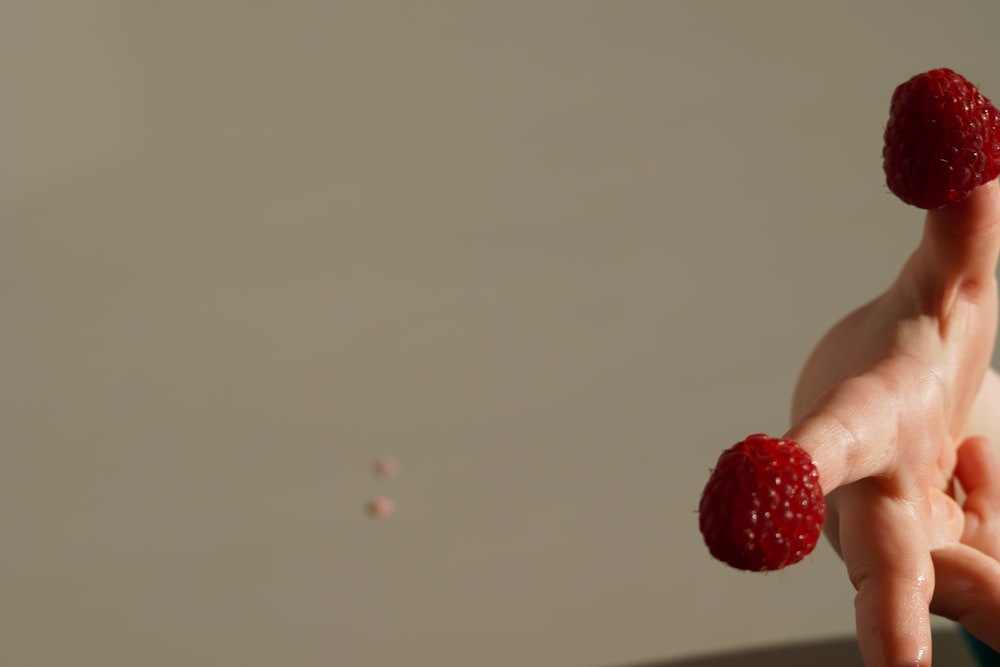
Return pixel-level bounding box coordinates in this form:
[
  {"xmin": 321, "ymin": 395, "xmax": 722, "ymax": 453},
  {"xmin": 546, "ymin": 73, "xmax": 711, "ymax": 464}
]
[
  {"xmin": 613, "ymin": 628, "xmax": 977, "ymax": 667},
  {"xmin": 962, "ymin": 627, "xmax": 1000, "ymax": 667}
]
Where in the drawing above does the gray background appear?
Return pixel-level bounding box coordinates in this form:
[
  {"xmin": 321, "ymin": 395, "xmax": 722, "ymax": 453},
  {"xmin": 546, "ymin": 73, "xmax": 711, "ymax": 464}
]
[{"xmin": 4, "ymin": 2, "xmax": 999, "ymax": 666}]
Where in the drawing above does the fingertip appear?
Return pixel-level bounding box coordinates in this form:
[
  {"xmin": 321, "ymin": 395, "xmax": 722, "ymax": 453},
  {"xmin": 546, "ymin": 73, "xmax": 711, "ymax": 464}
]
[
  {"xmin": 958, "ymin": 434, "xmax": 993, "ymax": 461},
  {"xmin": 924, "ymin": 178, "xmax": 1000, "ymax": 232},
  {"xmin": 954, "ymin": 436, "xmax": 1000, "ymax": 550},
  {"xmin": 853, "ymin": 574, "xmax": 934, "ymax": 667},
  {"xmin": 927, "ymin": 486, "xmax": 965, "ymax": 549},
  {"xmin": 955, "ymin": 436, "xmax": 1000, "ymax": 499}
]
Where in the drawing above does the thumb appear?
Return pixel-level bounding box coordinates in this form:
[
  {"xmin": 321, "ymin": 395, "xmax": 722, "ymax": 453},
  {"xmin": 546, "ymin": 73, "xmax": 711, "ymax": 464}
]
[{"xmin": 912, "ymin": 179, "xmax": 1000, "ymax": 297}]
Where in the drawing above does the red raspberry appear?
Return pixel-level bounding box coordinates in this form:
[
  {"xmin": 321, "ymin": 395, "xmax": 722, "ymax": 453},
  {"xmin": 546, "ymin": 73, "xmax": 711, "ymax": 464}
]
[
  {"xmin": 883, "ymin": 68, "xmax": 1000, "ymax": 209},
  {"xmin": 699, "ymin": 434, "xmax": 825, "ymax": 572}
]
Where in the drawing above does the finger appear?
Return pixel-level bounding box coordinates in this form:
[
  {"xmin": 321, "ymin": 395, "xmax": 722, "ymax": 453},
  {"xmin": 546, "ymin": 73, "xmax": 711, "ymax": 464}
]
[
  {"xmin": 913, "ymin": 179, "xmax": 1000, "ymax": 300},
  {"xmin": 926, "ymin": 485, "xmax": 965, "ymax": 549},
  {"xmin": 837, "ymin": 483, "xmax": 935, "ymax": 666},
  {"xmin": 954, "ymin": 436, "xmax": 1000, "ymax": 556},
  {"xmin": 966, "ymin": 369, "xmax": 1000, "ymax": 448},
  {"xmin": 785, "ymin": 372, "xmax": 902, "ymax": 494},
  {"xmin": 931, "ymin": 542, "xmax": 1000, "ymax": 652},
  {"xmin": 955, "ymin": 436, "xmax": 1000, "ymax": 503}
]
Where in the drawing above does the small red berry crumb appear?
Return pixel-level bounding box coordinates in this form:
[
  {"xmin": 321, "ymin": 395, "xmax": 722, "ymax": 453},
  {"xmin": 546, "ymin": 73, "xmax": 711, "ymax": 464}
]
[
  {"xmin": 372, "ymin": 457, "xmax": 399, "ymax": 479},
  {"xmin": 366, "ymin": 496, "xmax": 395, "ymax": 518},
  {"xmin": 883, "ymin": 68, "xmax": 1000, "ymax": 209},
  {"xmin": 699, "ymin": 434, "xmax": 825, "ymax": 572}
]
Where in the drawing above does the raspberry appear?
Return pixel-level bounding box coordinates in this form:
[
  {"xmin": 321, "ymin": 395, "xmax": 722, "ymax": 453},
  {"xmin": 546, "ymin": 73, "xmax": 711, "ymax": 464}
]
[
  {"xmin": 699, "ymin": 434, "xmax": 825, "ymax": 572},
  {"xmin": 883, "ymin": 68, "xmax": 1000, "ymax": 209},
  {"xmin": 366, "ymin": 496, "xmax": 395, "ymax": 518},
  {"xmin": 371, "ymin": 457, "xmax": 399, "ymax": 479}
]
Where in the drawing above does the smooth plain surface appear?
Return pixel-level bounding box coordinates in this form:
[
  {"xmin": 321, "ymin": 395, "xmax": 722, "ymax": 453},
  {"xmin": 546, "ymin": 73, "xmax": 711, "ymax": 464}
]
[{"xmin": 5, "ymin": 3, "xmax": 1000, "ymax": 667}]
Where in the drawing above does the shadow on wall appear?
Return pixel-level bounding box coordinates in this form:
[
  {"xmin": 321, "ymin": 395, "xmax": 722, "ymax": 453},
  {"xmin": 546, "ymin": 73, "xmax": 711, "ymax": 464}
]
[{"xmin": 615, "ymin": 628, "xmax": 976, "ymax": 667}]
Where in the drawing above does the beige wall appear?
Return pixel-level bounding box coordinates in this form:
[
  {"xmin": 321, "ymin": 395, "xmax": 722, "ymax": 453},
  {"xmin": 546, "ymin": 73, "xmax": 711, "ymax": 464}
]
[{"xmin": 4, "ymin": 2, "xmax": 1000, "ymax": 666}]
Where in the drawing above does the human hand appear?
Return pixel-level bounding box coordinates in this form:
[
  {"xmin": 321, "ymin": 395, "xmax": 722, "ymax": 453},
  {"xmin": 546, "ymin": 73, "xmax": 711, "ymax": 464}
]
[{"xmin": 786, "ymin": 180, "xmax": 1000, "ymax": 665}]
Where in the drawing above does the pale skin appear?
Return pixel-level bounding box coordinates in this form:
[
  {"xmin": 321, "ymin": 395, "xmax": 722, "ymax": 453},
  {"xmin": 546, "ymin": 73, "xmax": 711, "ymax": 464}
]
[{"xmin": 786, "ymin": 179, "xmax": 1000, "ymax": 666}]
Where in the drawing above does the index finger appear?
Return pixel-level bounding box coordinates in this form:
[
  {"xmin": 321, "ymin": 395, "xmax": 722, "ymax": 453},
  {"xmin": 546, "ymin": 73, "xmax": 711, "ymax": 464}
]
[
  {"xmin": 784, "ymin": 369, "xmax": 911, "ymax": 495},
  {"xmin": 836, "ymin": 483, "xmax": 936, "ymax": 667}
]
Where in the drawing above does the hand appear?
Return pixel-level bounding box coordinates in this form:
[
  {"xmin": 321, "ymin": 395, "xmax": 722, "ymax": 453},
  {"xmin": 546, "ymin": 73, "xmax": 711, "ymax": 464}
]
[{"xmin": 786, "ymin": 180, "xmax": 1000, "ymax": 665}]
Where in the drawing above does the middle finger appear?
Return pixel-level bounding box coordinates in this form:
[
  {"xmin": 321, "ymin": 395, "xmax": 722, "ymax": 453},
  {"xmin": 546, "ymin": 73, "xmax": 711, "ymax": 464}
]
[{"xmin": 836, "ymin": 481, "xmax": 936, "ymax": 666}]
